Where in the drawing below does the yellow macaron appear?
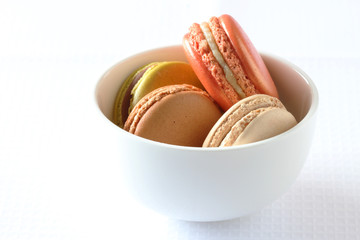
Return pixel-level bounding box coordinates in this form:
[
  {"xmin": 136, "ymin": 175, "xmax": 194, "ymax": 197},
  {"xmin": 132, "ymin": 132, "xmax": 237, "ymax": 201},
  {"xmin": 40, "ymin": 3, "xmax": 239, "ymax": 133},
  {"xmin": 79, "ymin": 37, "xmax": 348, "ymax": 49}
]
[{"xmin": 113, "ymin": 61, "xmax": 203, "ymax": 128}]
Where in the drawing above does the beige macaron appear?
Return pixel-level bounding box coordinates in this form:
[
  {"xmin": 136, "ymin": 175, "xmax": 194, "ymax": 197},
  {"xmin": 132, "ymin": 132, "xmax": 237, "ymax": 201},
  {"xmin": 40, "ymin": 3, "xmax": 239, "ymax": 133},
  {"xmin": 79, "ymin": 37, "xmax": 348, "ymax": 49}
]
[
  {"xmin": 203, "ymin": 94, "xmax": 297, "ymax": 147},
  {"xmin": 124, "ymin": 84, "xmax": 223, "ymax": 147}
]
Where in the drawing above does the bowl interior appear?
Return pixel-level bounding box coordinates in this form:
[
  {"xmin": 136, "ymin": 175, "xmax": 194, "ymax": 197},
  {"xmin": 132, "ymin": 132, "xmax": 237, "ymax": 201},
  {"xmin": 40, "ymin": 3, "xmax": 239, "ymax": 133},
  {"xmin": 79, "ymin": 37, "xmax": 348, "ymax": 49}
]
[
  {"xmin": 95, "ymin": 45, "xmax": 314, "ymax": 128},
  {"xmin": 262, "ymin": 55, "xmax": 313, "ymax": 122}
]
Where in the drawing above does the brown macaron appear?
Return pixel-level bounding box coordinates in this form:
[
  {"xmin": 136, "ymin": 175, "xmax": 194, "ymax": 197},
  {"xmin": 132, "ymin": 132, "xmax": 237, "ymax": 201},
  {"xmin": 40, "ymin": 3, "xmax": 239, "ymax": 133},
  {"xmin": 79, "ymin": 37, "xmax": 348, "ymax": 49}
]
[{"xmin": 124, "ymin": 84, "xmax": 223, "ymax": 147}]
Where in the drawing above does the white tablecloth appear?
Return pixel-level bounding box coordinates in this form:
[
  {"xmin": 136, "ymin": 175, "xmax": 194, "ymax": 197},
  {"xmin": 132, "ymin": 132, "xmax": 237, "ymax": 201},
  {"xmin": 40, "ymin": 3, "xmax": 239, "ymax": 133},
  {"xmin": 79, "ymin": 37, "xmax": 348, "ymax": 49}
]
[{"xmin": 1, "ymin": 0, "xmax": 359, "ymax": 239}]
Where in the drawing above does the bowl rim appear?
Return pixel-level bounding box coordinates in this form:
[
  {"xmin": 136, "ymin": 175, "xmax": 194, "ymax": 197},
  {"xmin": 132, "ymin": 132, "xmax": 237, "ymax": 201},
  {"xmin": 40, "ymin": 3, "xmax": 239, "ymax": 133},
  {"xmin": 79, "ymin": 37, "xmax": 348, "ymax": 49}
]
[{"xmin": 94, "ymin": 45, "xmax": 319, "ymax": 152}]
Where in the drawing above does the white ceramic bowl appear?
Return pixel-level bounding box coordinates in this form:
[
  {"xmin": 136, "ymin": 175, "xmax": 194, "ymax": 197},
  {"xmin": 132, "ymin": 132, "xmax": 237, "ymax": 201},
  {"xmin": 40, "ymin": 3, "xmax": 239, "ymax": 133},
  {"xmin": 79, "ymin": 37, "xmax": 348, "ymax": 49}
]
[{"xmin": 95, "ymin": 45, "xmax": 319, "ymax": 222}]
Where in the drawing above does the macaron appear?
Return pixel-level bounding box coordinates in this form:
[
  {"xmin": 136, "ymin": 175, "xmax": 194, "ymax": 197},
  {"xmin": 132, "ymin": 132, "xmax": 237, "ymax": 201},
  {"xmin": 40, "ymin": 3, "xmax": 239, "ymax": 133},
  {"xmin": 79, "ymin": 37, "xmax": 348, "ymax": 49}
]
[
  {"xmin": 113, "ymin": 61, "xmax": 203, "ymax": 127},
  {"xmin": 183, "ymin": 14, "xmax": 278, "ymax": 111},
  {"xmin": 124, "ymin": 84, "xmax": 223, "ymax": 147},
  {"xmin": 203, "ymin": 94, "xmax": 297, "ymax": 147}
]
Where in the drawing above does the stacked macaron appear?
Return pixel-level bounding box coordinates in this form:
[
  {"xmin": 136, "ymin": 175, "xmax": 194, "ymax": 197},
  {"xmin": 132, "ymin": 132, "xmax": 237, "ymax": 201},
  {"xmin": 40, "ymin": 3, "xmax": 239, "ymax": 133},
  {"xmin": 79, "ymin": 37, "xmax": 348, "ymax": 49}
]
[
  {"xmin": 113, "ymin": 61, "xmax": 204, "ymax": 128},
  {"xmin": 113, "ymin": 61, "xmax": 222, "ymax": 147},
  {"xmin": 113, "ymin": 14, "xmax": 297, "ymax": 147}
]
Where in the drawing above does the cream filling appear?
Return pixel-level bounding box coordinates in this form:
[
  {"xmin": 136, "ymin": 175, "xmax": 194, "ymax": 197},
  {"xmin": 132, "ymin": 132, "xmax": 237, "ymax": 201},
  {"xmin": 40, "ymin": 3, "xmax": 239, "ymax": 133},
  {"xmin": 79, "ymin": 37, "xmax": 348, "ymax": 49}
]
[{"xmin": 200, "ymin": 22, "xmax": 246, "ymax": 99}]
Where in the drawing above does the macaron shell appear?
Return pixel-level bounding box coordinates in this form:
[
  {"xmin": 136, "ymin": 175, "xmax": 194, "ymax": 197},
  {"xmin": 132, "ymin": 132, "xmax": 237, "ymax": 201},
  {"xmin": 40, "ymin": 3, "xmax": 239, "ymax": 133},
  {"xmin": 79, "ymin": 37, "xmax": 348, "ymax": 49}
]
[
  {"xmin": 219, "ymin": 14, "xmax": 278, "ymax": 98},
  {"xmin": 130, "ymin": 61, "xmax": 203, "ymax": 111},
  {"xmin": 220, "ymin": 107, "xmax": 271, "ymax": 146},
  {"xmin": 124, "ymin": 84, "xmax": 202, "ymax": 133},
  {"xmin": 207, "ymin": 17, "xmax": 258, "ymax": 97},
  {"xmin": 126, "ymin": 84, "xmax": 223, "ymax": 147},
  {"xmin": 230, "ymin": 107, "xmax": 297, "ymax": 146},
  {"xmin": 203, "ymin": 94, "xmax": 285, "ymax": 147}
]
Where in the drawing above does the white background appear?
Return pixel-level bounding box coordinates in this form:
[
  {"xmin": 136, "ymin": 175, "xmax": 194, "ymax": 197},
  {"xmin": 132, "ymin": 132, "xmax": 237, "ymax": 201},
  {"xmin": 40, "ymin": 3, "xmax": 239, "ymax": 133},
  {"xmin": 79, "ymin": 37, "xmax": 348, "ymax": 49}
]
[{"xmin": 1, "ymin": 0, "xmax": 360, "ymax": 239}]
